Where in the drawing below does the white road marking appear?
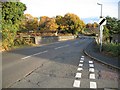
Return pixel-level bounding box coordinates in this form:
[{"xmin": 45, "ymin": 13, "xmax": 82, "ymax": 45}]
[
  {"xmin": 89, "ymin": 61, "xmax": 93, "ymax": 64},
  {"xmin": 54, "ymin": 45, "xmax": 69, "ymax": 50},
  {"xmin": 89, "ymin": 68, "xmax": 95, "ymax": 72},
  {"xmin": 90, "ymin": 81, "xmax": 97, "ymax": 89},
  {"xmin": 21, "ymin": 50, "xmax": 48, "ymax": 59},
  {"xmin": 89, "ymin": 73, "xmax": 95, "ymax": 79},
  {"xmin": 81, "ymin": 58, "xmax": 84, "ymax": 60},
  {"xmin": 73, "ymin": 80, "xmax": 81, "ymax": 88},
  {"xmin": 79, "ymin": 63, "xmax": 83, "ymax": 67},
  {"xmin": 77, "ymin": 68, "xmax": 83, "ymax": 71},
  {"xmin": 21, "ymin": 56, "xmax": 31, "ymax": 59},
  {"xmin": 81, "ymin": 56, "xmax": 84, "ymax": 58},
  {"xmin": 37, "ymin": 42, "xmax": 60, "ymax": 47},
  {"xmin": 80, "ymin": 60, "xmax": 84, "ymax": 63},
  {"xmin": 75, "ymin": 73, "xmax": 82, "ymax": 78},
  {"xmin": 89, "ymin": 64, "xmax": 94, "ymax": 67}
]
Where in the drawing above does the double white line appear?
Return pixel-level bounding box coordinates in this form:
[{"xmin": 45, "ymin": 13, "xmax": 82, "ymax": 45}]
[{"xmin": 73, "ymin": 56, "xmax": 97, "ymax": 89}]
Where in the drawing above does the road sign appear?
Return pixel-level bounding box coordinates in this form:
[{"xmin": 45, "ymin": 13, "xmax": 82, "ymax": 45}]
[{"xmin": 98, "ymin": 18, "xmax": 106, "ymax": 25}]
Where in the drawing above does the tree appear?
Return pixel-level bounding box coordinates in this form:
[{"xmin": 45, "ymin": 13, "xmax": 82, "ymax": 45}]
[
  {"xmin": 55, "ymin": 15, "xmax": 68, "ymax": 33},
  {"xmin": 86, "ymin": 22, "xmax": 98, "ymax": 29},
  {"xmin": 103, "ymin": 26, "xmax": 110, "ymax": 42},
  {"xmin": 63, "ymin": 13, "xmax": 85, "ymax": 35},
  {"xmin": 20, "ymin": 14, "xmax": 38, "ymax": 33},
  {"xmin": 92, "ymin": 22, "xmax": 98, "ymax": 28},
  {"xmin": 39, "ymin": 16, "xmax": 50, "ymax": 31},
  {"xmin": 117, "ymin": 20, "xmax": 120, "ymax": 34},
  {"xmin": 44, "ymin": 18, "xmax": 58, "ymax": 31},
  {"xmin": 39, "ymin": 16, "xmax": 58, "ymax": 31},
  {"xmin": 86, "ymin": 23, "xmax": 92, "ymax": 28},
  {"xmin": 106, "ymin": 16, "xmax": 119, "ymax": 35},
  {"xmin": 55, "ymin": 15, "xmax": 63, "ymax": 26},
  {"xmin": 2, "ymin": 2, "xmax": 26, "ymax": 50}
]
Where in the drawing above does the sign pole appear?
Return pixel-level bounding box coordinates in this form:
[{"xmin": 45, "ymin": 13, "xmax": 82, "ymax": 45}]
[
  {"xmin": 100, "ymin": 25, "xmax": 103, "ymax": 52},
  {"xmin": 98, "ymin": 17, "xmax": 106, "ymax": 52}
]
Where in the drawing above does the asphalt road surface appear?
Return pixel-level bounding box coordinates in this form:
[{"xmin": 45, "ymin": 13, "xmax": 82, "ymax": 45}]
[{"xmin": 2, "ymin": 37, "xmax": 119, "ymax": 89}]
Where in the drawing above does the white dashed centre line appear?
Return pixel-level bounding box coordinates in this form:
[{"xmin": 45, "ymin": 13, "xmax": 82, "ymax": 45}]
[
  {"xmin": 89, "ymin": 68, "xmax": 95, "ymax": 72},
  {"xmin": 21, "ymin": 56, "xmax": 31, "ymax": 59},
  {"xmin": 89, "ymin": 61, "xmax": 93, "ymax": 64},
  {"xmin": 73, "ymin": 80, "xmax": 81, "ymax": 88},
  {"xmin": 89, "ymin": 64, "xmax": 94, "ymax": 67},
  {"xmin": 89, "ymin": 73, "xmax": 95, "ymax": 79},
  {"xmin": 75, "ymin": 73, "xmax": 82, "ymax": 78},
  {"xmin": 21, "ymin": 50, "xmax": 48, "ymax": 60},
  {"xmin": 90, "ymin": 82, "xmax": 97, "ymax": 89},
  {"xmin": 54, "ymin": 45, "xmax": 69, "ymax": 50},
  {"xmin": 79, "ymin": 64, "xmax": 83, "ymax": 67},
  {"xmin": 77, "ymin": 67, "xmax": 83, "ymax": 71}
]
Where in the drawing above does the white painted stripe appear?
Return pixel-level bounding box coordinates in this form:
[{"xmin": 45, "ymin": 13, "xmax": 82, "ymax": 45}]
[
  {"xmin": 89, "ymin": 64, "xmax": 94, "ymax": 67},
  {"xmin": 89, "ymin": 68, "xmax": 95, "ymax": 72},
  {"xmin": 21, "ymin": 50, "xmax": 48, "ymax": 59},
  {"xmin": 55, "ymin": 46, "xmax": 63, "ymax": 50},
  {"xmin": 77, "ymin": 68, "xmax": 83, "ymax": 71},
  {"xmin": 89, "ymin": 61, "xmax": 93, "ymax": 63},
  {"xmin": 79, "ymin": 64, "xmax": 83, "ymax": 67},
  {"xmin": 33, "ymin": 50, "xmax": 48, "ymax": 56},
  {"xmin": 73, "ymin": 80, "xmax": 81, "ymax": 88},
  {"xmin": 75, "ymin": 73, "xmax": 82, "ymax": 78},
  {"xmin": 89, "ymin": 73, "xmax": 95, "ymax": 79},
  {"xmin": 90, "ymin": 82, "xmax": 97, "ymax": 89},
  {"xmin": 81, "ymin": 56, "xmax": 84, "ymax": 58},
  {"xmin": 81, "ymin": 58, "xmax": 84, "ymax": 60},
  {"xmin": 80, "ymin": 60, "xmax": 84, "ymax": 63},
  {"xmin": 21, "ymin": 56, "xmax": 31, "ymax": 59},
  {"xmin": 54, "ymin": 45, "xmax": 69, "ymax": 50}
]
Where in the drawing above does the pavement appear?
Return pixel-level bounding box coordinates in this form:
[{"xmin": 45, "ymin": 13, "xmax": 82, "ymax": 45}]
[{"xmin": 83, "ymin": 39, "xmax": 120, "ymax": 70}]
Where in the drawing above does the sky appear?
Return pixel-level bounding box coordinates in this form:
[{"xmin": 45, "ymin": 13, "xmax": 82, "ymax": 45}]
[{"xmin": 20, "ymin": 0, "xmax": 120, "ymax": 23}]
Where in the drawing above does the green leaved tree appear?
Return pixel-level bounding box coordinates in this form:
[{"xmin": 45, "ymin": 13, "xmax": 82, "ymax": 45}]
[
  {"xmin": 106, "ymin": 16, "xmax": 119, "ymax": 35},
  {"xmin": 1, "ymin": 2, "xmax": 26, "ymax": 50}
]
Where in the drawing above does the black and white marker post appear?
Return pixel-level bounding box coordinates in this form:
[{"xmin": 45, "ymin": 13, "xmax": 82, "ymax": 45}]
[{"xmin": 98, "ymin": 18, "xmax": 106, "ymax": 52}]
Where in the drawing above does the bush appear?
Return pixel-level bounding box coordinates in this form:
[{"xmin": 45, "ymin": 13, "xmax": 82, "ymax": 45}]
[{"xmin": 103, "ymin": 43, "xmax": 120, "ymax": 56}]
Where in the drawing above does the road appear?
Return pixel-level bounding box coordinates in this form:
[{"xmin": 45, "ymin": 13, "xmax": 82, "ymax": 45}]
[{"xmin": 2, "ymin": 38, "xmax": 119, "ymax": 89}]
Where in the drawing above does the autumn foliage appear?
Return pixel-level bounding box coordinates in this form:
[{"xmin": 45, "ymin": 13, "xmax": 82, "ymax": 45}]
[
  {"xmin": 20, "ymin": 14, "xmax": 38, "ymax": 33},
  {"xmin": 20, "ymin": 13, "xmax": 85, "ymax": 36}
]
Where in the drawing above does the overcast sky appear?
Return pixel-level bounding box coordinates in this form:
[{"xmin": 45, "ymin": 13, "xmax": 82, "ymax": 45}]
[{"xmin": 20, "ymin": 0, "xmax": 119, "ymax": 23}]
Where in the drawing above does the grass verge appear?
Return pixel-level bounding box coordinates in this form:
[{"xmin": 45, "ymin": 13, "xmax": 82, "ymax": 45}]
[{"xmin": 102, "ymin": 43, "xmax": 120, "ymax": 57}]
